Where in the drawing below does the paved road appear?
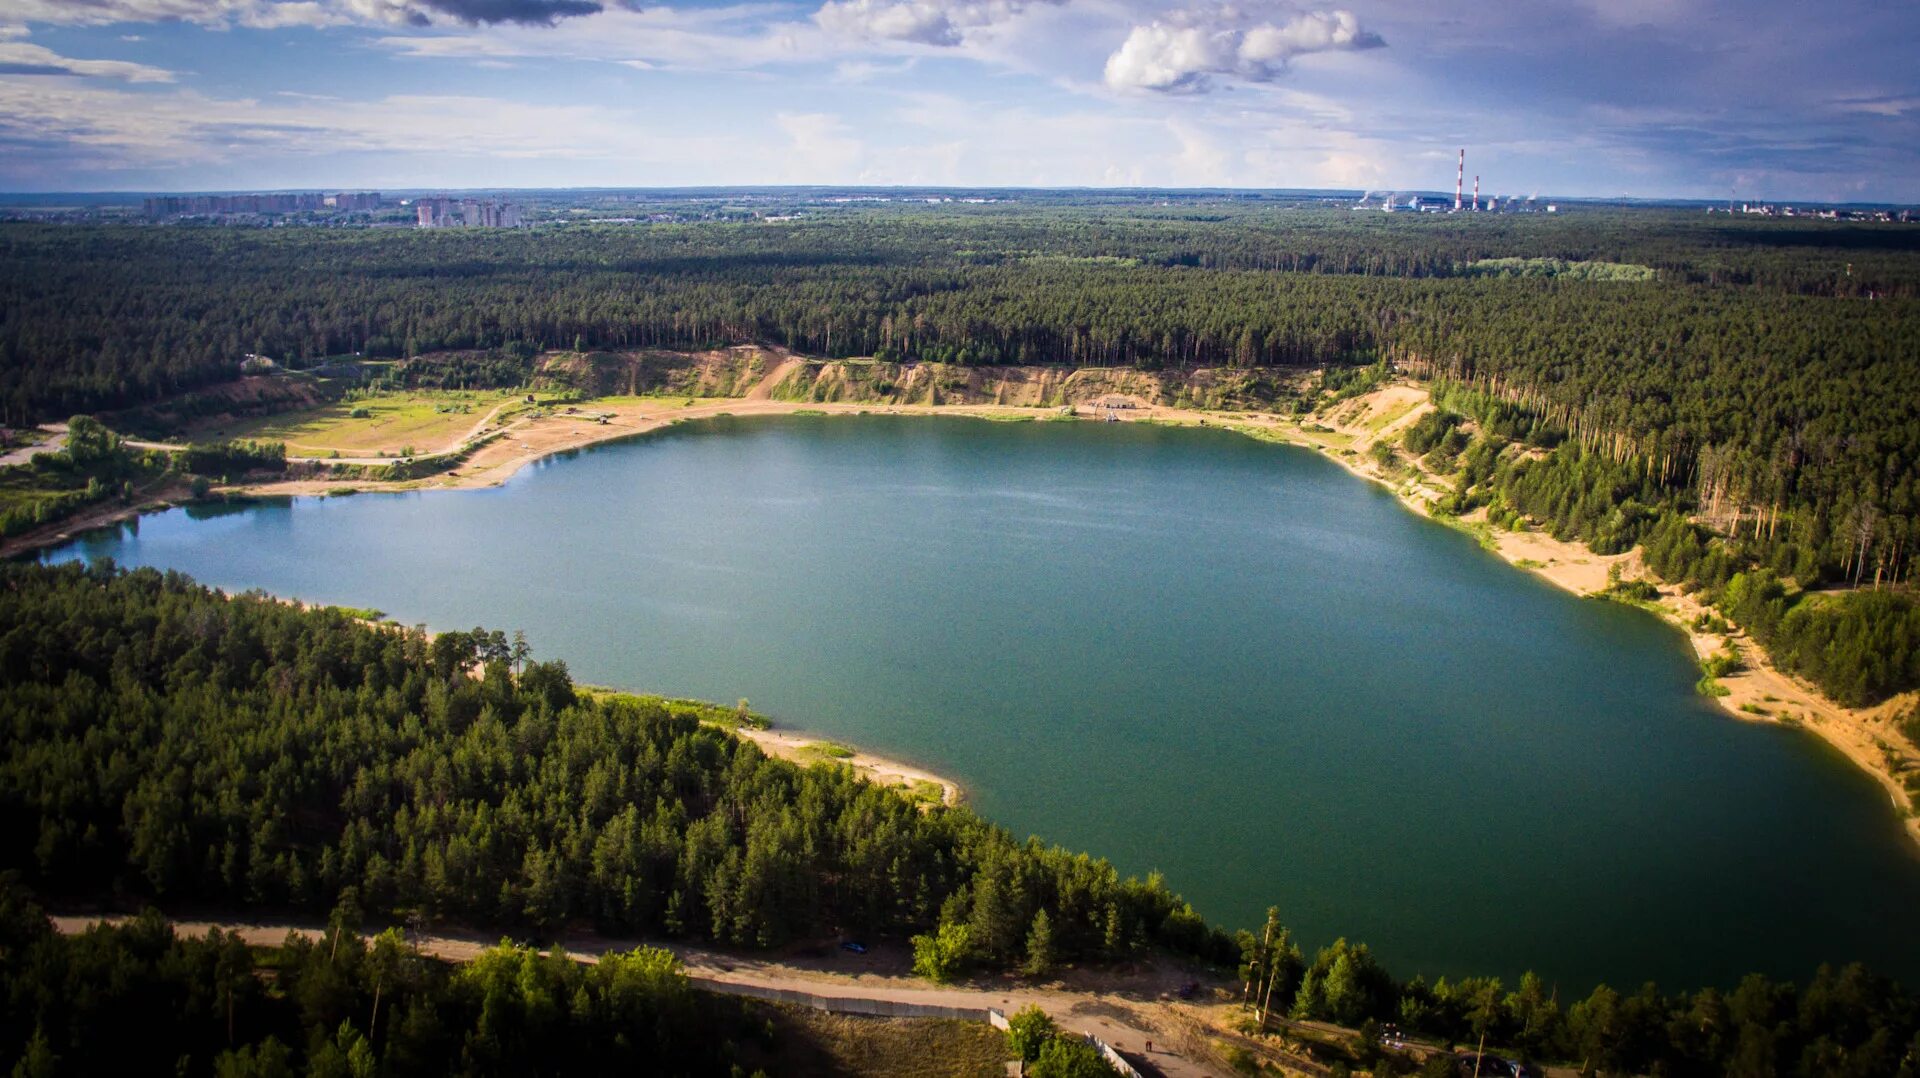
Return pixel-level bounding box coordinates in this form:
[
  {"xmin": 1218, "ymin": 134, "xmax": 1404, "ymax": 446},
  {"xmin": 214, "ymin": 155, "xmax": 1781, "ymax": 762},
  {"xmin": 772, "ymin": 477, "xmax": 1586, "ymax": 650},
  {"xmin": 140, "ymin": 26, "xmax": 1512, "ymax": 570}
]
[{"xmin": 51, "ymin": 914, "xmax": 1224, "ymax": 1077}]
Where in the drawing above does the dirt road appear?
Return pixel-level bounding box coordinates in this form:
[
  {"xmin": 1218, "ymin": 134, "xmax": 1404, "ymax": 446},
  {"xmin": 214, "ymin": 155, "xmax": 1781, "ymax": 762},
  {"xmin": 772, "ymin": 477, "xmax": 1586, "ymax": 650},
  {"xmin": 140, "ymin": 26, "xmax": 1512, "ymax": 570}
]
[{"xmin": 51, "ymin": 913, "xmax": 1230, "ymax": 1076}]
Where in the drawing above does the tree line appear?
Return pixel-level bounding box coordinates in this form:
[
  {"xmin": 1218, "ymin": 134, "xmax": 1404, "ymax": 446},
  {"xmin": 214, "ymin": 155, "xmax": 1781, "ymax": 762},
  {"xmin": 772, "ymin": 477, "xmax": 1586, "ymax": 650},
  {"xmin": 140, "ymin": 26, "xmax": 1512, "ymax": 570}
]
[
  {"xmin": 0, "ymin": 888, "xmax": 785, "ymax": 1077},
  {"xmin": 1232, "ymin": 908, "xmax": 1920, "ymax": 1077},
  {"xmin": 1414, "ymin": 388, "xmax": 1920, "ymax": 708},
  {"xmin": 4, "ymin": 209, "xmax": 1914, "ymax": 425}
]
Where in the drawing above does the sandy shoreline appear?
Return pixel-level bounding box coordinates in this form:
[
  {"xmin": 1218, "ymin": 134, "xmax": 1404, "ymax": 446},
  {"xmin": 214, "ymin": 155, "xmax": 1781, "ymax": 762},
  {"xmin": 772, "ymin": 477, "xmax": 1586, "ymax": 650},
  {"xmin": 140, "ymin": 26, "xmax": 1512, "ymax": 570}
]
[
  {"xmin": 728, "ymin": 724, "xmax": 963, "ymax": 808},
  {"xmin": 8, "ymin": 379, "xmax": 1914, "ymax": 852},
  {"xmin": 1262, "ymin": 385, "xmax": 1920, "ymax": 852}
]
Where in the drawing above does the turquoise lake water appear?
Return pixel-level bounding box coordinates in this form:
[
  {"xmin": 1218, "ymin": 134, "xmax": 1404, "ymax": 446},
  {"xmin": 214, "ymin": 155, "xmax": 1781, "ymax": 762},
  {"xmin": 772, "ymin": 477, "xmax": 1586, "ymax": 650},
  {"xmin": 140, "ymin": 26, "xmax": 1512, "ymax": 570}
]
[{"xmin": 44, "ymin": 415, "xmax": 1920, "ymax": 991}]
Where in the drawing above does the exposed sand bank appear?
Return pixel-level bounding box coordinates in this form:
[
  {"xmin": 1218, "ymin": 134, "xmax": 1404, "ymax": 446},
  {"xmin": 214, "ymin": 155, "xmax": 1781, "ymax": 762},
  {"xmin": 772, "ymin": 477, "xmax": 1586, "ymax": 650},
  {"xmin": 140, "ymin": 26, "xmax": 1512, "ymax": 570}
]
[{"xmin": 729, "ymin": 724, "xmax": 962, "ymax": 808}]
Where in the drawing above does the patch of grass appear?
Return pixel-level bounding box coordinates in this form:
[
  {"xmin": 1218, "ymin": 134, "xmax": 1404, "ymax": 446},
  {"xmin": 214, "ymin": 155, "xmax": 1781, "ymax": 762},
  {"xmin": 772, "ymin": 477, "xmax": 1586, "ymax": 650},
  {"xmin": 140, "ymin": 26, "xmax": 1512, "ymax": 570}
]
[
  {"xmin": 1697, "ymin": 676, "xmax": 1731, "ymax": 698},
  {"xmin": 1701, "ymin": 648, "xmax": 1744, "ymax": 679},
  {"xmin": 206, "ymin": 391, "xmax": 507, "ymax": 457},
  {"xmin": 1461, "ymin": 257, "xmax": 1657, "ymax": 281},
  {"xmin": 907, "ymin": 780, "xmax": 946, "ymax": 806},
  {"xmin": 792, "ymin": 409, "xmax": 828, "ymax": 416},
  {"xmin": 1739, "ymin": 703, "xmax": 1771, "ymax": 717},
  {"xmin": 801, "ymin": 741, "xmax": 856, "ymax": 763},
  {"xmin": 1430, "ymin": 512, "xmax": 1499, "ymax": 552},
  {"xmin": 739, "ymin": 1005, "xmax": 1009, "ymax": 1078},
  {"xmin": 1514, "ymin": 558, "xmax": 1545, "ymax": 569}
]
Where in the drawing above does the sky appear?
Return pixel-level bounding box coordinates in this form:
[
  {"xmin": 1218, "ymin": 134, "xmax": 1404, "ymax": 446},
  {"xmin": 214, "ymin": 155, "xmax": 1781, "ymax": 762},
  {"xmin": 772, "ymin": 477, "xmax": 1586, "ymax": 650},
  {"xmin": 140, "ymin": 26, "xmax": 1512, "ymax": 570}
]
[{"xmin": 0, "ymin": 0, "xmax": 1916, "ymax": 200}]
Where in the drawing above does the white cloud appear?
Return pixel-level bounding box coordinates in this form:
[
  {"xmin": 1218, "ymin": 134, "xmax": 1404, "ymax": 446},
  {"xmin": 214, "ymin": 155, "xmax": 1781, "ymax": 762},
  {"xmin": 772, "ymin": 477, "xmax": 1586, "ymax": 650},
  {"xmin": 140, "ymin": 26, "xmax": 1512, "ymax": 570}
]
[
  {"xmin": 0, "ymin": 39, "xmax": 177, "ymax": 81},
  {"xmin": 0, "ymin": 0, "xmax": 603, "ymax": 29},
  {"xmin": 372, "ymin": 4, "xmax": 822, "ymax": 71},
  {"xmin": 812, "ymin": 0, "xmax": 1060, "ymax": 47},
  {"xmin": 0, "ymin": 78, "xmax": 732, "ymax": 174},
  {"xmin": 833, "ymin": 56, "xmax": 916, "ymax": 81},
  {"xmin": 1103, "ymin": 6, "xmax": 1382, "ymax": 93},
  {"xmin": 774, "ymin": 110, "xmax": 868, "ymax": 178},
  {"xmin": 0, "ymin": 0, "xmax": 332, "ymax": 27},
  {"xmin": 1830, "ymin": 95, "xmax": 1919, "ymax": 118}
]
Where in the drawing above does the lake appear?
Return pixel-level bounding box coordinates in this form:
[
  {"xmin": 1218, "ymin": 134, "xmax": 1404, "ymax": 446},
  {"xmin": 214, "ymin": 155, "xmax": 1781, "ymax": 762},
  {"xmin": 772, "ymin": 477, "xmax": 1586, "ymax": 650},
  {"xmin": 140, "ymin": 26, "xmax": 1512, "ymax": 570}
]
[{"xmin": 44, "ymin": 415, "xmax": 1920, "ymax": 991}]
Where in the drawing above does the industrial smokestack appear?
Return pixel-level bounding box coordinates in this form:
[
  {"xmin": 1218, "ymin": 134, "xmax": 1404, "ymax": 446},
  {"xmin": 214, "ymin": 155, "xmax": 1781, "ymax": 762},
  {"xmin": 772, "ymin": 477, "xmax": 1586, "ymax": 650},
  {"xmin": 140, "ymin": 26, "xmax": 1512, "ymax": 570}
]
[
  {"xmin": 1455, "ymin": 149, "xmax": 1464, "ymax": 211},
  {"xmin": 1473, "ymin": 175, "xmax": 1480, "ymax": 212}
]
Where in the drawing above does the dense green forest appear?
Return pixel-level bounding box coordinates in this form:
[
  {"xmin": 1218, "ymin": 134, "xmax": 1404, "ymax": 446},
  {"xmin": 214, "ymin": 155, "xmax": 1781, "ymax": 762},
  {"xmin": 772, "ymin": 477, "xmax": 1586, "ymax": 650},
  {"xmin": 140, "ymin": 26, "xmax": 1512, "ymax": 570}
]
[
  {"xmin": 0, "ymin": 560, "xmax": 1226, "ymax": 969},
  {"xmin": 1417, "ymin": 383, "xmax": 1920, "ymax": 709},
  {"xmin": 0, "ymin": 893, "xmax": 779, "ymax": 1077},
  {"xmin": 3, "ymin": 561, "xmax": 1919, "ymax": 1076},
  {"xmin": 1230, "ymin": 910, "xmax": 1920, "ymax": 1077},
  {"xmin": 5, "ymin": 210, "xmax": 1914, "ymax": 428}
]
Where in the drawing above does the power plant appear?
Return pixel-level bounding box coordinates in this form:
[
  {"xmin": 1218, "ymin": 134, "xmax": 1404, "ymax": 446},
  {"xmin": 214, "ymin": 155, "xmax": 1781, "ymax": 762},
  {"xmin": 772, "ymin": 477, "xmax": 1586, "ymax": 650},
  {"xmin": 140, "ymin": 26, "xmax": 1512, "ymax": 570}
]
[{"xmin": 1353, "ymin": 147, "xmax": 1552, "ymax": 215}]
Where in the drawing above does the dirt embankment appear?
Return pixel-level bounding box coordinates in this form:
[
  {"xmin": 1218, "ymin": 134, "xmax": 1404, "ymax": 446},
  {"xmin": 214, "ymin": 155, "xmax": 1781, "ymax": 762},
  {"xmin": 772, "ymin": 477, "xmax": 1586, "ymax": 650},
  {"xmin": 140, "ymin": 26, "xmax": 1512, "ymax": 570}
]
[
  {"xmin": 538, "ymin": 347, "xmax": 779, "ymax": 398},
  {"xmin": 105, "ymin": 374, "xmax": 333, "ymax": 437},
  {"xmin": 536, "ymin": 346, "xmax": 1299, "ymax": 411}
]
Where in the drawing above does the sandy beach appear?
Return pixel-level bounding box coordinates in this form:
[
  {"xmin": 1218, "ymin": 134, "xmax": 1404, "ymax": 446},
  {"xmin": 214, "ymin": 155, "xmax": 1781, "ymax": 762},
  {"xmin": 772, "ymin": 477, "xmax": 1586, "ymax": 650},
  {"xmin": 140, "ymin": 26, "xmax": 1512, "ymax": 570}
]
[{"xmin": 729, "ymin": 724, "xmax": 963, "ymax": 808}]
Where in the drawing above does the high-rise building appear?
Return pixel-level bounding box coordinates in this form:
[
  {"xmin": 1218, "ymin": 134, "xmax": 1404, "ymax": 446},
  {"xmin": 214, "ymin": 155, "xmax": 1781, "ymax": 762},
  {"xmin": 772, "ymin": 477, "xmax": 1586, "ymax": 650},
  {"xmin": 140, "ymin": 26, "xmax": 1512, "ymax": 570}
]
[{"xmin": 412, "ymin": 197, "xmax": 528, "ymax": 229}]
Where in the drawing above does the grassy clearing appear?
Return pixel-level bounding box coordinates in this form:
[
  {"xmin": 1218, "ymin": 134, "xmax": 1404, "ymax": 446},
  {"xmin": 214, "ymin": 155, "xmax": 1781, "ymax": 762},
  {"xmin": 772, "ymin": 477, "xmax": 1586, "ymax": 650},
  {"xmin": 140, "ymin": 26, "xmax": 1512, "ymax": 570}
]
[
  {"xmin": 742, "ymin": 1005, "xmax": 1009, "ymax": 1078},
  {"xmin": 199, "ymin": 390, "xmax": 529, "ymax": 456},
  {"xmin": 800, "ymin": 741, "xmax": 856, "ymax": 764},
  {"xmin": 1431, "ymin": 511, "xmax": 1500, "ymax": 552},
  {"xmin": 1462, "ymin": 257, "xmax": 1657, "ymax": 281},
  {"xmin": 1361, "ymin": 399, "xmax": 1417, "ymax": 434}
]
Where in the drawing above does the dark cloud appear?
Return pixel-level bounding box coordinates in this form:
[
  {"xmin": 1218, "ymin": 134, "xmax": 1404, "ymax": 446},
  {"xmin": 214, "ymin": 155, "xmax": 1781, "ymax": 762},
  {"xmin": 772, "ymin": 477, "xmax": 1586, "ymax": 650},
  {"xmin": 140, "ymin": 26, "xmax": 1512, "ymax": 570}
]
[{"xmin": 413, "ymin": 0, "xmax": 603, "ymax": 25}]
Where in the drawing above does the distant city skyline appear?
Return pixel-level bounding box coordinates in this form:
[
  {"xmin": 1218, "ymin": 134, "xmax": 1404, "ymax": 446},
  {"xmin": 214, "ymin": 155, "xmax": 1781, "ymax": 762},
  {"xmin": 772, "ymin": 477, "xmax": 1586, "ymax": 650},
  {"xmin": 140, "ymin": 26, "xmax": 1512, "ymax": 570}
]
[{"xmin": 0, "ymin": 0, "xmax": 1916, "ymax": 202}]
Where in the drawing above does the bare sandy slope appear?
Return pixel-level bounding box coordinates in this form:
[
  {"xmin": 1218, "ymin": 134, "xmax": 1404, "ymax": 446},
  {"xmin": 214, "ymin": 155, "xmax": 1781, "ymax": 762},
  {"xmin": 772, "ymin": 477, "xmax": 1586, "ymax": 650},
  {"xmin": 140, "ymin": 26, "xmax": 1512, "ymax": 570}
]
[{"xmin": 745, "ymin": 356, "xmax": 807, "ymax": 400}]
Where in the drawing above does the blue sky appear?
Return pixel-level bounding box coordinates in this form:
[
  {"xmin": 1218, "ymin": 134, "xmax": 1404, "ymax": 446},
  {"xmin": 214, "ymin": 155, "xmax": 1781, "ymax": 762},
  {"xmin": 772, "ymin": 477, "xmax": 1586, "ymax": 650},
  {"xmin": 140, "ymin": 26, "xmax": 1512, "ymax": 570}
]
[{"xmin": 1, "ymin": 0, "xmax": 1915, "ymax": 200}]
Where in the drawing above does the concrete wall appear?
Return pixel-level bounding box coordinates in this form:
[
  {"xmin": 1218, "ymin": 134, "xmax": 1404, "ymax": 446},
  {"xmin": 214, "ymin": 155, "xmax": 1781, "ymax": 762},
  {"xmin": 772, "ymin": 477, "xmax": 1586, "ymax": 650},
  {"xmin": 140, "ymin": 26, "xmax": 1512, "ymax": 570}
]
[{"xmin": 1084, "ymin": 1033, "xmax": 1145, "ymax": 1078}]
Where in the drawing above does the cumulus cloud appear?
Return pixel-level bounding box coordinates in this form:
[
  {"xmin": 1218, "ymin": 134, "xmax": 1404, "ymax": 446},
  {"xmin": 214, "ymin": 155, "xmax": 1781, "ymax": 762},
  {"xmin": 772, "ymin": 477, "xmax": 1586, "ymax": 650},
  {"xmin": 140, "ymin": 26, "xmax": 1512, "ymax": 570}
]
[
  {"xmin": 812, "ymin": 0, "xmax": 1060, "ymax": 47},
  {"xmin": 0, "ymin": 39, "xmax": 176, "ymax": 80},
  {"xmin": 1103, "ymin": 6, "xmax": 1381, "ymax": 93},
  {"xmin": 0, "ymin": 0, "xmax": 600, "ymax": 28}
]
